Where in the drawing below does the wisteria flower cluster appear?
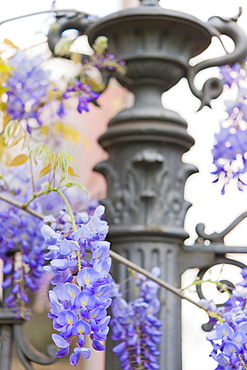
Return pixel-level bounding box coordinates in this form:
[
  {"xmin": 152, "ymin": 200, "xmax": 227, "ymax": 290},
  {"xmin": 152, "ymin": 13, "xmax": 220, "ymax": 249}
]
[
  {"xmin": 3, "ymin": 51, "xmax": 100, "ymax": 135},
  {"xmin": 111, "ymin": 267, "xmax": 162, "ymax": 370},
  {"xmin": 91, "ymin": 36, "xmax": 126, "ymax": 75},
  {"xmin": 41, "ymin": 205, "xmax": 112, "ymax": 366},
  {"xmin": 58, "ymin": 80, "xmax": 100, "ymax": 117},
  {"xmin": 206, "ymin": 268, "xmax": 247, "ymax": 369},
  {"xmin": 0, "ymin": 204, "xmax": 46, "ymax": 315},
  {"xmin": 212, "ymin": 59, "xmax": 247, "ymax": 193},
  {"xmin": 5, "ymin": 51, "xmax": 50, "ymax": 133},
  {"xmin": 0, "ymin": 166, "xmax": 46, "ymax": 315}
]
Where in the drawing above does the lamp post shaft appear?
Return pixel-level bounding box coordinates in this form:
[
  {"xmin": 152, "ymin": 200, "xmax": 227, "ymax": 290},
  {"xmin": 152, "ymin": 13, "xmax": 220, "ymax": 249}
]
[{"xmin": 86, "ymin": 3, "xmax": 247, "ymax": 369}]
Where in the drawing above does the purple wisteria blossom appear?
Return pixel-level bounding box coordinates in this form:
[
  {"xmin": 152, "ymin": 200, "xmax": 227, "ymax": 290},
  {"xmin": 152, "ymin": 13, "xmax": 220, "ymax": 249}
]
[
  {"xmin": 4, "ymin": 51, "xmax": 102, "ymax": 136},
  {"xmin": 58, "ymin": 80, "xmax": 100, "ymax": 117},
  {"xmin": 92, "ymin": 52, "xmax": 126, "ymax": 75},
  {"xmin": 6, "ymin": 51, "xmax": 50, "ymax": 133},
  {"xmin": 111, "ymin": 267, "xmax": 162, "ymax": 370},
  {"xmin": 42, "ymin": 205, "xmax": 112, "ymax": 366},
  {"xmin": 212, "ymin": 59, "xmax": 247, "ymax": 192},
  {"xmin": 206, "ymin": 268, "xmax": 247, "ymax": 369},
  {"xmin": 0, "ymin": 166, "xmax": 46, "ymax": 315}
]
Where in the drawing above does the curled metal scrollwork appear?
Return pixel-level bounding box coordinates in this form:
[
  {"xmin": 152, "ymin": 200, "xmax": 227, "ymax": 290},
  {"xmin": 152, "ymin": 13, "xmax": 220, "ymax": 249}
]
[
  {"xmin": 187, "ymin": 8, "xmax": 247, "ymax": 110},
  {"xmin": 0, "ymin": 309, "xmax": 57, "ymax": 370},
  {"xmin": 47, "ymin": 11, "xmax": 97, "ymax": 56},
  {"xmin": 14, "ymin": 324, "xmax": 57, "ymax": 370},
  {"xmin": 47, "ymin": 12, "xmax": 115, "ymax": 94},
  {"xmin": 196, "ymin": 210, "xmax": 247, "ymax": 243},
  {"xmin": 195, "ymin": 257, "xmax": 246, "ymax": 332}
]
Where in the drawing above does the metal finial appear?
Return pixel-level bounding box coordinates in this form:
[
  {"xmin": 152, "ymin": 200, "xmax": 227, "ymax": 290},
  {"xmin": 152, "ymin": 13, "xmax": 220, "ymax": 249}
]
[{"xmin": 139, "ymin": 0, "xmax": 160, "ymax": 6}]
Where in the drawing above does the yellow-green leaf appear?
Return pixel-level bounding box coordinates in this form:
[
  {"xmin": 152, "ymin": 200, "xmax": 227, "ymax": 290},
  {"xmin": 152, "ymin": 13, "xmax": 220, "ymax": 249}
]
[
  {"xmin": 4, "ymin": 119, "xmax": 18, "ymax": 138},
  {"xmin": 4, "ymin": 38, "xmax": 19, "ymax": 49},
  {"xmin": 92, "ymin": 36, "xmax": 108, "ymax": 55},
  {"xmin": 0, "ymin": 59, "xmax": 13, "ymax": 73},
  {"xmin": 37, "ymin": 163, "xmax": 52, "ymax": 180},
  {"xmin": 58, "ymin": 152, "xmax": 69, "ymax": 173},
  {"xmin": 41, "ymin": 147, "xmax": 55, "ymax": 165},
  {"xmin": 7, "ymin": 154, "xmax": 28, "ymax": 166},
  {"xmin": 64, "ymin": 182, "xmax": 88, "ymax": 196},
  {"xmin": 30, "ymin": 142, "xmax": 46, "ymax": 157},
  {"xmin": 68, "ymin": 166, "xmax": 79, "ymax": 177},
  {"xmin": 0, "ymin": 87, "xmax": 8, "ymax": 94},
  {"xmin": 54, "ymin": 39, "xmax": 74, "ymax": 56}
]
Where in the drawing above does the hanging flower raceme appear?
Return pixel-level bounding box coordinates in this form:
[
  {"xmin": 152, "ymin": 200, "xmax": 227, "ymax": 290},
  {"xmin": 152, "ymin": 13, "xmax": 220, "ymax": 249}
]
[
  {"xmin": 212, "ymin": 126, "xmax": 247, "ymax": 194},
  {"xmin": 5, "ymin": 51, "xmax": 50, "ymax": 133},
  {"xmin": 0, "ymin": 205, "xmax": 46, "ymax": 315},
  {"xmin": 110, "ymin": 267, "xmax": 162, "ymax": 370},
  {"xmin": 60, "ymin": 80, "xmax": 100, "ymax": 116},
  {"xmin": 42, "ymin": 205, "xmax": 112, "ymax": 366},
  {"xmin": 0, "ymin": 166, "xmax": 47, "ymax": 316},
  {"xmin": 212, "ymin": 59, "xmax": 247, "ymax": 193},
  {"xmin": 206, "ymin": 268, "xmax": 247, "ymax": 369},
  {"xmin": 3, "ymin": 50, "xmax": 102, "ymax": 137}
]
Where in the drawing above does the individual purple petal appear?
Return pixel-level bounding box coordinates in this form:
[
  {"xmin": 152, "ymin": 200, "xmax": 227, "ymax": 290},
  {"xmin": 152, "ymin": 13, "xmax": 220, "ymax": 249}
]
[
  {"xmin": 52, "ymin": 334, "xmax": 70, "ymax": 348},
  {"xmin": 75, "ymin": 290, "xmax": 96, "ymax": 309},
  {"xmin": 77, "ymin": 267, "xmax": 100, "ymax": 286},
  {"xmin": 74, "ymin": 346, "xmax": 91, "ymax": 359},
  {"xmin": 60, "ymin": 239, "xmax": 80, "ymax": 255},
  {"xmin": 92, "ymin": 340, "xmax": 105, "ymax": 351},
  {"xmin": 70, "ymin": 351, "xmax": 80, "ymax": 366},
  {"xmin": 56, "ymin": 347, "xmax": 70, "ymax": 358},
  {"xmin": 73, "ymin": 320, "xmax": 91, "ymax": 335}
]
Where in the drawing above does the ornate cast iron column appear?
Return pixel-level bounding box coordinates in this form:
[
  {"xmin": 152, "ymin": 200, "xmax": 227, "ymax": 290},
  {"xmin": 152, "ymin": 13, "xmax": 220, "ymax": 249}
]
[{"xmin": 85, "ymin": 1, "xmax": 247, "ymax": 369}]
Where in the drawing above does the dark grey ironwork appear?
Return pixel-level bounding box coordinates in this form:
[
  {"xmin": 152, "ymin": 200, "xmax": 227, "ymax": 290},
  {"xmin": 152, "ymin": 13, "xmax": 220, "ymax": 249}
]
[
  {"xmin": 0, "ymin": 251, "xmax": 57, "ymax": 370},
  {"xmin": 1, "ymin": 1, "xmax": 247, "ymax": 369},
  {"xmin": 85, "ymin": 1, "xmax": 247, "ymax": 369}
]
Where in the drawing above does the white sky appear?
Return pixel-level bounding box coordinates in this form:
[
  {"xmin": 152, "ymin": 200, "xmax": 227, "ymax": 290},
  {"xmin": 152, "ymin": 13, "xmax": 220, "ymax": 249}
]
[{"xmin": 1, "ymin": 1, "xmax": 247, "ymax": 369}]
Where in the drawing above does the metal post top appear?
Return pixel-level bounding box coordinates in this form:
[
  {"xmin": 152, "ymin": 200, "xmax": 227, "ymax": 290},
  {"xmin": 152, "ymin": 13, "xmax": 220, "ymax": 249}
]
[{"xmin": 140, "ymin": 0, "xmax": 160, "ymax": 5}]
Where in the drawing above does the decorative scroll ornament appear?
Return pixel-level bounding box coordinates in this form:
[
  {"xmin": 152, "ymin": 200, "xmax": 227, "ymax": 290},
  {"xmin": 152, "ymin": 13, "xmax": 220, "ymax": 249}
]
[
  {"xmin": 196, "ymin": 258, "xmax": 246, "ymax": 332},
  {"xmin": 95, "ymin": 149, "xmax": 196, "ymax": 227},
  {"xmin": 0, "ymin": 311, "xmax": 57, "ymax": 370},
  {"xmin": 196, "ymin": 210, "xmax": 247, "ymax": 243},
  {"xmin": 47, "ymin": 12, "xmax": 98, "ymax": 56},
  {"xmin": 193, "ymin": 210, "xmax": 247, "ymax": 331},
  {"xmin": 187, "ymin": 8, "xmax": 247, "ymax": 110}
]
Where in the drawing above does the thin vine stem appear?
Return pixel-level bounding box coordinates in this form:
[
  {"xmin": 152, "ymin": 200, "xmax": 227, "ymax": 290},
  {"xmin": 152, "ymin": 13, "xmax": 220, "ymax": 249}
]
[
  {"xmin": 182, "ymin": 278, "xmax": 231, "ymax": 294},
  {"xmin": 0, "ymin": 193, "xmax": 43, "ymax": 220},
  {"xmin": 0, "ymin": 191, "xmax": 221, "ymax": 315},
  {"xmin": 56, "ymin": 189, "xmax": 76, "ymax": 232},
  {"xmin": 0, "ymin": 9, "xmax": 92, "ymax": 27}
]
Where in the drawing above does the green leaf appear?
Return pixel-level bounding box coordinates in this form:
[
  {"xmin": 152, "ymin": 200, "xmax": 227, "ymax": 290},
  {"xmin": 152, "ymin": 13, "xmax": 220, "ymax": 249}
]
[
  {"xmin": 54, "ymin": 39, "xmax": 74, "ymax": 56},
  {"xmin": 57, "ymin": 152, "xmax": 77, "ymax": 174},
  {"xmin": 64, "ymin": 182, "xmax": 88, "ymax": 196},
  {"xmin": 92, "ymin": 36, "xmax": 108, "ymax": 54},
  {"xmin": 4, "ymin": 120, "xmax": 18, "ymax": 138},
  {"xmin": 30, "ymin": 142, "xmax": 46, "ymax": 157},
  {"xmin": 41, "ymin": 148, "xmax": 55, "ymax": 165},
  {"xmin": 7, "ymin": 154, "xmax": 29, "ymax": 166},
  {"xmin": 58, "ymin": 152, "xmax": 69, "ymax": 173}
]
